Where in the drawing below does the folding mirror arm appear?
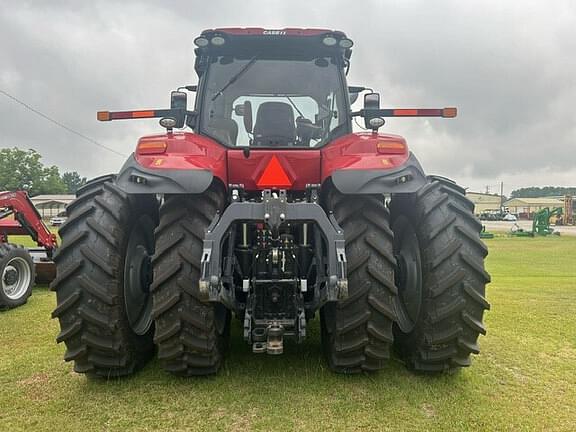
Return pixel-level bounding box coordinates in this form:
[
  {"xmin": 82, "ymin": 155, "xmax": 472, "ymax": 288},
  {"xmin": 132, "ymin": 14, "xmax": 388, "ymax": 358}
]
[
  {"xmin": 96, "ymin": 108, "xmax": 197, "ymax": 131},
  {"xmin": 351, "ymin": 107, "xmax": 458, "ymax": 118},
  {"xmin": 96, "ymin": 90, "xmax": 198, "ymax": 131}
]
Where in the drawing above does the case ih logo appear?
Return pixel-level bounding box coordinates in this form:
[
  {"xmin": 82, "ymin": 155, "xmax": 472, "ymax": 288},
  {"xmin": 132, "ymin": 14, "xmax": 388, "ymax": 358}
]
[{"xmin": 262, "ymin": 30, "xmax": 286, "ymax": 35}]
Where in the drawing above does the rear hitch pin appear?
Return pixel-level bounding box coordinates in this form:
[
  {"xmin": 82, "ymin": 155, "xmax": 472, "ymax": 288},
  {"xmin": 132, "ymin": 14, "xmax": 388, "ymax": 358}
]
[{"xmin": 266, "ymin": 324, "xmax": 284, "ymax": 355}]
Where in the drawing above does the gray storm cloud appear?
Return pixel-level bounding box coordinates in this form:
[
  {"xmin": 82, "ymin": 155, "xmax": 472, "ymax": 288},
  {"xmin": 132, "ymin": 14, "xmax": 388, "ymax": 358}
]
[{"xmin": 1, "ymin": 0, "xmax": 575, "ymax": 194}]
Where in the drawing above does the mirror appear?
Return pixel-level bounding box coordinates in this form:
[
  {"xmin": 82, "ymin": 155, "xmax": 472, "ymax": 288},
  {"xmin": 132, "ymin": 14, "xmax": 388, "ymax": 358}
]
[
  {"xmin": 363, "ymin": 92, "xmax": 381, "ymax": 129},
  {"xmin": 170, "ymin": 91, "xmax": 187, "ymax": 128},
  {"xmin": 363, "ymin": 92, "xmax": 380, "ymax": 110},
  {"xmin": 171, "ymin": 91, "xmax": 187, "ymax": 110}
]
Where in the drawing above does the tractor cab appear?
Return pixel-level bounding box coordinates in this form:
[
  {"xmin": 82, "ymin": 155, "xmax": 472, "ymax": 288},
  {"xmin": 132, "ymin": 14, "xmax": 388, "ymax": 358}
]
[{"xmin": 192, "ymin": 28, "xmax": 354, "ymax": 148}]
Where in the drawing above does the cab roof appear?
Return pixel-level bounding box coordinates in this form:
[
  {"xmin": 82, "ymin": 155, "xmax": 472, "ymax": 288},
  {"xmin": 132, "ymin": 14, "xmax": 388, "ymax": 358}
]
[
  {"xmin": 193, "ymin": 28, "xmax": 353, "ymax": 75},
  {"xmin": 206, "ymin": 28, "xmax": 345, "ymax": 37}
]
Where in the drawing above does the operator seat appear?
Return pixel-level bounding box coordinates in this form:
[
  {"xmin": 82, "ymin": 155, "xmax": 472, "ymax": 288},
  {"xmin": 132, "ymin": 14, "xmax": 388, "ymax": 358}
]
[{"xmin": 253, "ymin": 102, "xmax": 296, "ymax": 146}]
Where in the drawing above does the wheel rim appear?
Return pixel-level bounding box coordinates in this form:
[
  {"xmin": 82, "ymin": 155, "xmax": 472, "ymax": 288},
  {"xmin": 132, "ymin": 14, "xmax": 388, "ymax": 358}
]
[
  {"xmin": 393, "ymin": 216, "xmax": 423, "ymax": 334},
  {"xmin": 2, "ymin": 257, "xmax": 32, "ymax": 300},
  {"xmin": 124, "ymin": 215, "xmax": 155, "ymax": 335}
]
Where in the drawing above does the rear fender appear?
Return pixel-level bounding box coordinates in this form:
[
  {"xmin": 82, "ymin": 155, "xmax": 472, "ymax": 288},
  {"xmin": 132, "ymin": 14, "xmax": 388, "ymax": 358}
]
[
  {"xmin": 329, "ymin": 153, "xmax": 427, "ymax": 194},
  {"xmin": 321, "ymin": 132, "xmax": 427, "ymax": 194},
  {"xmin": 116, "ymin": 132, "xmax": 227, "ymax": 194},
  {"xmin": 116, "ymin": 154, "xmax": 215, "ymax": 194}
]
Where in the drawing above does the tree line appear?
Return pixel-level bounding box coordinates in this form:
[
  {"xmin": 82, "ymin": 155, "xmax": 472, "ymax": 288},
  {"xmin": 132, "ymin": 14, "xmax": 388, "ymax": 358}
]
[
  {"xmin": 0, "ymin": 147, "xmax": 86, "ymax": 196},
  {"xmin": 510, "ymin": 186, "xmax": 576, "ymax": 198}
]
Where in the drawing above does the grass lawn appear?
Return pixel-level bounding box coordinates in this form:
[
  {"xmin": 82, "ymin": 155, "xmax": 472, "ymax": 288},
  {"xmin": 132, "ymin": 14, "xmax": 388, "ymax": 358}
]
[{"xmin": 1, "ymin": 236, "xmax": 575, "ymax": 431}]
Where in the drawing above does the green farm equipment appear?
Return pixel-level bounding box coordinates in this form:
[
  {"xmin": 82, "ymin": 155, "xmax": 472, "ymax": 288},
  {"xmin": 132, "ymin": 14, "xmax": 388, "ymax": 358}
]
[
  {"xmin": 480, "ymin": 225, "xmax": 494, "ymax": 239},
  {"xmin": 511, "ymin": 207, "xmax": 562, "ymax": 237}
]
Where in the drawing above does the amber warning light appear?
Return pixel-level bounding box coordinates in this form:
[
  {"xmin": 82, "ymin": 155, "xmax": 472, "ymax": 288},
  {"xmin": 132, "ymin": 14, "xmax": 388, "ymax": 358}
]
[
  {"xmin": 137, "ymin": 140, "xmax": 168, "ymax": 155},
  {"xmin": 97, "ymin": 109, "xmax": 176, "ymax": 121},
  {"xmin": 381, "ymin": 108, "xmax": 457, "ymax": 118}
]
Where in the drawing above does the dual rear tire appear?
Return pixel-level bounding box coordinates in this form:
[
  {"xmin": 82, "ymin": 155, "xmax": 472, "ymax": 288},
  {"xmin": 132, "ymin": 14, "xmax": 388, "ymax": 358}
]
[
  {"xmin": 321, "ymin": 177, "xmax": 490, "ymax": 373},
  {"xmin": 51, "ymin": 177, "xmax": 157, "ymax": 377},
  {"xmin": 320, "ymin": 189, "xmax": 396, "ymax": 372},
  {"xmin": 389, "ymin": 177, "xmax": 491, "ymax": 372},
  {"xmin": 53, "ymin": 176, "xmax": 489, "ymax": 376},
  {"xmin": 52, "ymin": 177, "xmax": 228, "ymax": 377},
  {"xmin": 151, "ymin": 190, "xmax": 230, "ymax": 376}
]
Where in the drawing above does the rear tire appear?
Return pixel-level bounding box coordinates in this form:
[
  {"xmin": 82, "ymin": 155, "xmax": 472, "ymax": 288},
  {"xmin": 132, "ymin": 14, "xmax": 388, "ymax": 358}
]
[
  {"xmin": 390, "ymin": 177, "xmax": 491, "ymax": 373},
  {"xmin": 51, "ymin": 177, "xmax": 158, "ymax": 377},
  {"xmin": 321, "ymin": 189, "xmax": 397, "ymax": 373},
  {"xmin": 152, "ymin": 187, "xmax": 230, "ymax": 376},
  {"xmin": 0, "ymin": 244, "xmax": 34, "ymax": 310}
]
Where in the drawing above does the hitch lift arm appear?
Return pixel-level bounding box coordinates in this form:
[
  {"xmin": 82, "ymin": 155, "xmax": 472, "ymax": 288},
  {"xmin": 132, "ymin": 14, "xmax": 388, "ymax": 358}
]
[{"xmin": 199, "ymin": 190, "xmax": 348, "ymax": 304}]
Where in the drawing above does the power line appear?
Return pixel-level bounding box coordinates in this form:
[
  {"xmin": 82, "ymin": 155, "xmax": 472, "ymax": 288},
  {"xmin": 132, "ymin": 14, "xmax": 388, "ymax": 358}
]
[{"xmin": 0, "ymin": 89, "xmax": 127, "ymax": 157}]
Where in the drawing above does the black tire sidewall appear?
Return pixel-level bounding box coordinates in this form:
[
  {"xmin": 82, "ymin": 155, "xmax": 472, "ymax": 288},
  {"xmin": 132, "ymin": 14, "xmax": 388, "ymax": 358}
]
[
  {"xmin": 0, "ymin": 245, "xmax": 34, "ymax": 309},
  {"xmin": 52, "ymin": 180, "xmax": 158, "ymax": 376},
  {"xmin": 390, "ymin": 179, "xmax": 490, "ymax": 371}
]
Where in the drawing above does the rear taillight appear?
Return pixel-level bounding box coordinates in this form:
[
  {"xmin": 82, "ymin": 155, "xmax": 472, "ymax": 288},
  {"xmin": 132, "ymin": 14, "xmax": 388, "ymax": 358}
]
[
  {"xmin": 376, "ymin": 141, "xmax": 406, "ymax": 154},
  {"xmin": 137, "ymin": 140, "xmax": 167, "ymax": 155}
]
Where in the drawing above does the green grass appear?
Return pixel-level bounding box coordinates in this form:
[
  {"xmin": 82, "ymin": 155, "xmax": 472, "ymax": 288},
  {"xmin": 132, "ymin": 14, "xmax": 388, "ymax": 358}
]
[{"xmin": 1, "ymin": 237, "xmax": 575, "ymax": 431}]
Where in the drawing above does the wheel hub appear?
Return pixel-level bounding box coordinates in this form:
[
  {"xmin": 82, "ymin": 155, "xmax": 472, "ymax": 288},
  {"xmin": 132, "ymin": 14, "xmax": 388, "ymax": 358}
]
[
  {"xmin": 1, "ymin": 257, "xmax": 32, "ymax": 300},
  {"xmin": 393, "ymin": 216, "xmax": 423, "ymax": 334},
  {"xmin": 4, "ymin": 267, "xmax": 18, "ymax": 286},
  {"xmin": 124, "ymin": 216, "xmax": 155, "ymax": 335}
]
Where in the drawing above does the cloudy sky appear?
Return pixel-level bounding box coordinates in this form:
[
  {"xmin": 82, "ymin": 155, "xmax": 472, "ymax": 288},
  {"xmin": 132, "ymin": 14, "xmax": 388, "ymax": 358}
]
[{"xmin": 1, "ymin": 0, "xmax": 575, "ymax": 195}]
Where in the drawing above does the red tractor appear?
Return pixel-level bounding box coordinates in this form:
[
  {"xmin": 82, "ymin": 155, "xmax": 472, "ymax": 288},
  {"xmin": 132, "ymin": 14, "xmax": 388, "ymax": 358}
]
[
  {"xmin": 1, "ymin": 191, "xmax": 58, "ymax": 309},
  {"xmin": 52, "ymin": 28, "xmax": 489, "ymax": 377}
]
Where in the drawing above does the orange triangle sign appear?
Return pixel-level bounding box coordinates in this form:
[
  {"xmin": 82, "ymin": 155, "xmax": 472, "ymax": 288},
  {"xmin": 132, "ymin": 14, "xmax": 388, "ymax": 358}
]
[{"xmin": 257, "ymin": 155, "xmax": 293, "ymax": 188}]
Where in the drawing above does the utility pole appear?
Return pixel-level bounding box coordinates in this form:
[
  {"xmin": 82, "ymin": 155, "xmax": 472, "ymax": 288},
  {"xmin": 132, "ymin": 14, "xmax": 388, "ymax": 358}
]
[{"xmin": 500, "ymin": 181, "xmax": 504, "ymax": 215}]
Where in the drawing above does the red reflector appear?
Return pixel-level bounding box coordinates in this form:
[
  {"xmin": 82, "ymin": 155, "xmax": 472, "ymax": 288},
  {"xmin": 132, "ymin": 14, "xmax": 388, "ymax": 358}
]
[
  {"xmin": 393, "ymin": 109, "xmax": 418, "ymax": 116},
  {"xmin": 132, "ymin": 110, "xmax": 156, "ymax": 118},
  {"xmin": 257, "ymin": 155, "xmax": 293, "ymax": 188}
]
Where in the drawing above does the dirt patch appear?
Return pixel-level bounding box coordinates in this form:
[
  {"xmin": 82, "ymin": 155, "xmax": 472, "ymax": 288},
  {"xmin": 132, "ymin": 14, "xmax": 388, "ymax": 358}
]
[
  {"xmin": 230, "ymin": 408, "xmax": 258, "ymax": 432},
  {"xmin": 17, "ymin": 372, "xmax": 51, "ymax": 401}
]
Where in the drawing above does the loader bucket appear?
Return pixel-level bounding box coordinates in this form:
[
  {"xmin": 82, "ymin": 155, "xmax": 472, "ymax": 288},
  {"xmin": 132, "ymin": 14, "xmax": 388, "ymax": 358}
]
[{"xmin": 29, "ymin": 248, "xmax": 56, "ymax": 284}]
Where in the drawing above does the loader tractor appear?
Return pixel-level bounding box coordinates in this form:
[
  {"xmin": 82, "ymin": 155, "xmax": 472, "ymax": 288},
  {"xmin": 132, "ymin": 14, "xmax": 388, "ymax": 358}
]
[
  {"xmin": 52, "ymin": 28, "xmax": 490, "ymax": 377},
  {"xmin": 1, "ymin": 190, "xmax": 58, "ymax": 309}
]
